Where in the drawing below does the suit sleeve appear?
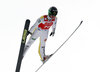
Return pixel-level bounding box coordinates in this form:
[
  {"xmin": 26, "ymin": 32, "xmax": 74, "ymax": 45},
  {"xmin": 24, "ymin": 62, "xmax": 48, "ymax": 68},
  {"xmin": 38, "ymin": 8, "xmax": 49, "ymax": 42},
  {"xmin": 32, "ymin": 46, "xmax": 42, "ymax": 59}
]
[
  {"xmin": 52, "ymin": 17, "xmax": 57, "ymax": 33},
  {"xmin": 29, "ymin": 18, "xmax": 41, "ymax": 33}
]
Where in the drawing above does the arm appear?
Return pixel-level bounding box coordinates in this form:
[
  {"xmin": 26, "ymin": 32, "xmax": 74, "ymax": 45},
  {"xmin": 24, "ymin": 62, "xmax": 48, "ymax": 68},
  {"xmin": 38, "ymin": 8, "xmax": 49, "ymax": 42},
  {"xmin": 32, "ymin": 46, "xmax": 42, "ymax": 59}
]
[
  {"xmin": 27, "ymin": 18, "xmax": 41, "ymax": 35},
  {"xmin": 50, "ymin": 17, "xmax": 57, "ymax": 36},
  {"xmin": 29, "ymin": 18, "xmax": 41, "ymax": 33}
]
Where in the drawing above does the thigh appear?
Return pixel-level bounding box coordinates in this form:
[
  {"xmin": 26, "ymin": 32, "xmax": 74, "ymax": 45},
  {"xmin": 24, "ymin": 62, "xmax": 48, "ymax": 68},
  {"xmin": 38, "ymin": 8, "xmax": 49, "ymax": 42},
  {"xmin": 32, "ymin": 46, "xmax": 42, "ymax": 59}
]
[
  {"xmin": 27, "ymin": 29, "xmax": 39, "ymax": 45},
  {"xmin": 40, "ymin": 32, "xmax": 48, "ymax": 45},
  {"xmin": 31, "ymin": 29, "xmax": 40, "ymax": 39}
]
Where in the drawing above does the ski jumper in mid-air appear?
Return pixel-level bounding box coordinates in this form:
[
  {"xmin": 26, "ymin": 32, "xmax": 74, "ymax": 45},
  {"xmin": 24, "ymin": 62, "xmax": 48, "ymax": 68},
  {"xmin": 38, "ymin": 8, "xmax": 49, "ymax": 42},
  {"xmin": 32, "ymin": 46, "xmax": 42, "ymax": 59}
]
[{"xmin": 23, "ymin": 6, "xmax": 58, "ymax": 62}]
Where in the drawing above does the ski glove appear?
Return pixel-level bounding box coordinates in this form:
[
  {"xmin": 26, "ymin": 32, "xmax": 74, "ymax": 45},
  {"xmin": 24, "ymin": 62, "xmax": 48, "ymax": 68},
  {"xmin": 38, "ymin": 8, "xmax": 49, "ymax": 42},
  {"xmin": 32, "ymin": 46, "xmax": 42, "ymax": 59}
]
[
  {"xmin": 50, "ymin": 32, "xmax": 55, "ymax": 36},
  {"xmin": 27, "ymin": 31, "xmax": 32, "ymax": 36}
]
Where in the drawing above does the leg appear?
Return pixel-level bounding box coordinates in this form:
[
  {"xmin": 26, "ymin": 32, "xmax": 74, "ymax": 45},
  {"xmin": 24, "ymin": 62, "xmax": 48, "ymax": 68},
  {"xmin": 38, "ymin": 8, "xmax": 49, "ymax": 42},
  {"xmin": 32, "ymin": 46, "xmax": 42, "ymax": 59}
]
[
  {"xmin": 23, "ymin": 37, "xmax": 36, "ymax": 57},
  {"xmin": 23, "ymin": 30, "xmax": 39, "ymax": 57},
  {"xmin": 38, "ymin": 32, "xmax": 48, "ymax": 61},
  {"xmin": 38, "ymin": 37, "xmax": 46, "ymax": 60}
]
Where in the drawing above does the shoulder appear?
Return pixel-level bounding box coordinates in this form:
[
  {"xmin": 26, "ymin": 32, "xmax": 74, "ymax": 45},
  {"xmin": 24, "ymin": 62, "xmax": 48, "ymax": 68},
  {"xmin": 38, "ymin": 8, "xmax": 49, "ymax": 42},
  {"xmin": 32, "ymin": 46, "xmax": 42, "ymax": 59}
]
[
  {"xmin": 36, "ymin": 15, "xmax": 47, "ymax": 22},
  {"xmin": 54, "ymin": 17, "xmax": 57, "ymax": 22},
  {"xmin": 52, "ymin": 17, "xmax": 57, "ymax": 22},
  {"xmin": 40, "ymin": 15, "xmax": 48, "ymax": 19},
  {"xmin": 55, "ymin": 17, "xmax": 57, "ymax": 20}
]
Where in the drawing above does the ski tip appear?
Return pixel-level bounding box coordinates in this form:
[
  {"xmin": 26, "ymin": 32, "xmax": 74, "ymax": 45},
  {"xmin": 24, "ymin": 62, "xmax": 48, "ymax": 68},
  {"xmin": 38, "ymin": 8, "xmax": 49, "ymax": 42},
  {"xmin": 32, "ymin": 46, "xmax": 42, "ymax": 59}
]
[
  {"xmin": 50, "ymin": 54, "xmax": 53, "ymax": 56},
  {"xmin": 26, "ymin": 19, "xmax": 30, "ymax": 21},
  {"xmin": 26, "ymin": 19, "xmax": 30, "ymax": 23},
  {"xmin": 80, "ymin": 20, "xmax": 83, "ymax": 24}
]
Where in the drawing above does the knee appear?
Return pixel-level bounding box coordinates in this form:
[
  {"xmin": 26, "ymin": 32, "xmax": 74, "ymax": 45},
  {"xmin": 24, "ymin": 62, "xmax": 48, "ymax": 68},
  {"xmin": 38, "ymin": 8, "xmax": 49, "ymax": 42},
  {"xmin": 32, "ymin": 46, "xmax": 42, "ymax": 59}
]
[
  {"xmin": 41, "ymin": 46, "xmax": 45, "ymax": 49},
  {"xmin": 32, "ymin": 38, "xmax": 36, "ymax": 40},
  {"xmin": 44, "ymin": 38, "xmax": 47, "ymax": 42}
]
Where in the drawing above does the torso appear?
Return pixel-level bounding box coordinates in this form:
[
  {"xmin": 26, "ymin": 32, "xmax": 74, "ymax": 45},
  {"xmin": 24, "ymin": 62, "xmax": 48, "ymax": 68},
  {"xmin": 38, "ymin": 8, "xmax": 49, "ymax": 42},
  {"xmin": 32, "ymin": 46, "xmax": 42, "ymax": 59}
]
[{"xmin": 38, "ymin": 15, "xmax": 56, "ymax": 30}]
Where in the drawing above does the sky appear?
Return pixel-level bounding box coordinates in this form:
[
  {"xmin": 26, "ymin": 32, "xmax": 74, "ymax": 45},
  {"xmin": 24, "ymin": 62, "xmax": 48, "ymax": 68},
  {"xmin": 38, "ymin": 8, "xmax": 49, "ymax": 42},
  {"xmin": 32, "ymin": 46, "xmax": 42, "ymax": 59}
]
[{"xmin": 0, "ymin": 0, "xmax": 100, "ymax": 72}]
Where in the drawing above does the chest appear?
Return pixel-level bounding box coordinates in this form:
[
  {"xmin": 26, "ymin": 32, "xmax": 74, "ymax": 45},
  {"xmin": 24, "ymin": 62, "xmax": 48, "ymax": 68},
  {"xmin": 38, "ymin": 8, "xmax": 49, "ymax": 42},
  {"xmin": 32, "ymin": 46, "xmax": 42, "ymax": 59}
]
[
  {"xmin": 38, "ymin": 16, "xmax": 56, "ymax": 29},
  {"xmin": 38, "ymin": 21, "xmax": 54, "ymax": 29}
]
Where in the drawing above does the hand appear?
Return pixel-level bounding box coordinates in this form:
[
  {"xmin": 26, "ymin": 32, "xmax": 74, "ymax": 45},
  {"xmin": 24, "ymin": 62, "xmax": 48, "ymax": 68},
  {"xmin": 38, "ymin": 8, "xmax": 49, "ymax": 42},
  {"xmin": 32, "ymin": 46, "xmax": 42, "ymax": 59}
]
[{"xmin": 50, "ymin": 32, "xmax": 55, "ymax": 36}]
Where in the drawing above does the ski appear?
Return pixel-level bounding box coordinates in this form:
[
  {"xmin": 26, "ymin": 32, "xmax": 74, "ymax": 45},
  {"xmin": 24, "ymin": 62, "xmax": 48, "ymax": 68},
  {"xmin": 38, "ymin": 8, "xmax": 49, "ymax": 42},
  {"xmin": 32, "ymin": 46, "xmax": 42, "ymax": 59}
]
[
  {"xmin": 35, "ymin": 21, "xmax": 83, "ymax": 72},
  {"xmin": 15, "ymin": 19, "xmax": 30, "ymax": 72}
]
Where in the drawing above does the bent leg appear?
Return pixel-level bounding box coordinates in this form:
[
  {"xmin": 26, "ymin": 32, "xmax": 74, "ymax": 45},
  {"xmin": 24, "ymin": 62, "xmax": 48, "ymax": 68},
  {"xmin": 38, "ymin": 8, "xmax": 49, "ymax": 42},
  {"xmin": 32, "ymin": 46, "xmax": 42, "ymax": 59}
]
[
  {"xmin": 23, "ymin": 37, "xmax": 36, "ymax": 57},
  {"xmin": 23, "ymin": 30, "xmax": 39, "ymax": 57}
]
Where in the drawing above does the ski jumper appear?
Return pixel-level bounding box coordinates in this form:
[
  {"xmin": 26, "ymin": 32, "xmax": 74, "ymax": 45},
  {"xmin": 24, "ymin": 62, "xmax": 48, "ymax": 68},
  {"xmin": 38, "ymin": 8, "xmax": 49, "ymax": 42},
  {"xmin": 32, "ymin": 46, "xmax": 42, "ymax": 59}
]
[{"xmin": 23, "ymin": 15, "xmax": 57, "ymax": 60}]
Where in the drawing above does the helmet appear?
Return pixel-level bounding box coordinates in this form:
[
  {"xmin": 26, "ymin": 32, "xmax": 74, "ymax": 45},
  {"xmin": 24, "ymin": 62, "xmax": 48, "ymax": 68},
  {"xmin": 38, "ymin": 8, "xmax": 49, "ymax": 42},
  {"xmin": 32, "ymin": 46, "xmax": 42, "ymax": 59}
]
[{"xmin": 48, "ymin": 6, "xmax": 58, "ymax": 16}]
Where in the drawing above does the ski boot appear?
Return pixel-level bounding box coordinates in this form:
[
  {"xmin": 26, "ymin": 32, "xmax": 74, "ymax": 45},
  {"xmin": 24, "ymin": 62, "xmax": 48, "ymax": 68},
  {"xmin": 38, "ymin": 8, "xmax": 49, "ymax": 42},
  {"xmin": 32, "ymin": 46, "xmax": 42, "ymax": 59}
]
[{"xmin": 42, "ymin": 54, "xmax": 53, "ymax": 63}]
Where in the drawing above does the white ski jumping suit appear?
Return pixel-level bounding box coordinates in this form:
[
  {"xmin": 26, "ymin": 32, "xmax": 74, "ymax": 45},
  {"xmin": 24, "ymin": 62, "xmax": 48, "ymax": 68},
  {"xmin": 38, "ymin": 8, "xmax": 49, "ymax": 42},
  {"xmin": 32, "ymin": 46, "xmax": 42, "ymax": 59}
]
[{"xmin": 23, "ymin": 15, "xmax": 57, "ymax": 60}]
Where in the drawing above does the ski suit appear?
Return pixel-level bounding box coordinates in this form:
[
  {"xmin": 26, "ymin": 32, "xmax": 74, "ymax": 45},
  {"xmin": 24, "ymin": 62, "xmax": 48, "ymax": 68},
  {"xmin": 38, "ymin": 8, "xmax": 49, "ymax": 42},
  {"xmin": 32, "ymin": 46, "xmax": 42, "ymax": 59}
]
[{"xmin": 23, "ymin": 15, "xmax": 57, "ymax": 60}]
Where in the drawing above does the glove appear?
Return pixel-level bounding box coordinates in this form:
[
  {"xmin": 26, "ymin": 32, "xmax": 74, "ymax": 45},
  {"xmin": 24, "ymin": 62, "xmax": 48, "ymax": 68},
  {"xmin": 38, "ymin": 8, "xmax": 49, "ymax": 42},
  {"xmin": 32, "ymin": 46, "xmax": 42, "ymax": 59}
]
[
  {"xmin": 50, "ymin": 32, "xmax": 55, "ymax": 36},
  {"xmin": 27, "ymin": 31, "xmax": 32, "ymax": 36}
]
